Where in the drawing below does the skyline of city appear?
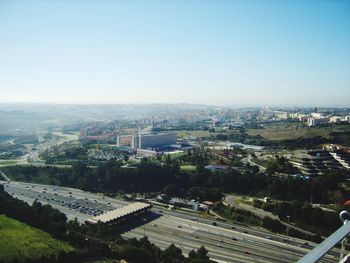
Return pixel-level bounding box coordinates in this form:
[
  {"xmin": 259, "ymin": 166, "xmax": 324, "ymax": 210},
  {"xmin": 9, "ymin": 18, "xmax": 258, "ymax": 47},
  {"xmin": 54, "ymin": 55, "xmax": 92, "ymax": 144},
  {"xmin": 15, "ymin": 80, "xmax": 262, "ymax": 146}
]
[{"xmin": 0, "ymin": 1, "xmax": 349, "ymax": 106}]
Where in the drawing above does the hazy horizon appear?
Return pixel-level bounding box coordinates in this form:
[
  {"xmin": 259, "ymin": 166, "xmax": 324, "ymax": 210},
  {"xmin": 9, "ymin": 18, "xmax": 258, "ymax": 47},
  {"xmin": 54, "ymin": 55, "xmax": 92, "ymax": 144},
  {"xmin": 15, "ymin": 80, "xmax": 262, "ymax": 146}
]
[
  {"xmin": 0, "ymin": 102, "xmax": 349, "ymax": 110},
  {"xmin": 1, "ymin": 1, "xmax": 349, "ymax": 106}
]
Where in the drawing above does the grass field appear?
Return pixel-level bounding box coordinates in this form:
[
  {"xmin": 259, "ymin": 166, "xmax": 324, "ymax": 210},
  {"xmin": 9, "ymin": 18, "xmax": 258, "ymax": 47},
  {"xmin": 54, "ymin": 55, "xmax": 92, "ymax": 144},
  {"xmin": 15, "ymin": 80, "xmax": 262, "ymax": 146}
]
[
  {"xmin": 176, "ymin": 130, "xmax": 212, "ymax": 138},
  {"xmin": 175, "ymin": 129, "xmax": 238, "ymax": 139},
  {"xmin": 247, "ymin": 123, "xmax": 350, "ymax": 141},
  {"xmin": 180, "ymin": 165, "xmax": 196, "ymax": 171},
  {"xmin": 0, "ymin": 160, "xmax": 17, "ymax": 166},
  {"xmin": 169, "ymin": 151, "xmax": 186, "ymax": 160},
  {"xmin": 0, "ymin": 215, "xmax": 74, "ymax": 263}
]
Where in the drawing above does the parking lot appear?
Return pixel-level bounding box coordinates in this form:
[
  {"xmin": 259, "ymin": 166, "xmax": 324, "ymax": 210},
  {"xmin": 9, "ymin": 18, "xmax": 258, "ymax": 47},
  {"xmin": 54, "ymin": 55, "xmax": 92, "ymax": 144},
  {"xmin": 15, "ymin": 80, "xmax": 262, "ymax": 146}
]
[{"xmin": 1, "ymin": 181, "xmax": 127, "ymax": 221}]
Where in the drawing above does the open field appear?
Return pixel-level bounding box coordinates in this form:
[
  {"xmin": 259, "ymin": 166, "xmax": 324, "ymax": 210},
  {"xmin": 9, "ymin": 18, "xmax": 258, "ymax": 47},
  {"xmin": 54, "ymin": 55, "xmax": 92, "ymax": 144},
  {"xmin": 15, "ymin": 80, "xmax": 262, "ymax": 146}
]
[
  {"xmin": 247, "ymin": 123, "xmax": 350, "ymax": 141},
  {"xmin": 0, "ymin": 160, "xmax": 17, "ymax": 166},
  {"xmin": 180, "ymin": 165, "xmax": 196, "ymax": 171},
  {"xmin": 169, "ymin": 151, "xmax": 186, "ymax": 160},
  {"xmin": 175, "ymin": 130, "xmax": 212, "ymax": 138},
  {"xmin": 0, "ymin": 215, "xmax": 74, "ymax": 263},
  {"xmin": 176, "ymin": 129, "xmax": 239, "ymax": 139}
]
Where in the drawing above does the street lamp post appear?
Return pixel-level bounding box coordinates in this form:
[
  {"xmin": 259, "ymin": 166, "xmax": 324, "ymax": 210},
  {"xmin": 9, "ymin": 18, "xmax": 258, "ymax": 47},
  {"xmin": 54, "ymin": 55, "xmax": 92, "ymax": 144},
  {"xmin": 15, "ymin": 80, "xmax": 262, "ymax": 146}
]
[{"xmin": 286, "ymin": 215, "xmax": 290, "ymax": 237}]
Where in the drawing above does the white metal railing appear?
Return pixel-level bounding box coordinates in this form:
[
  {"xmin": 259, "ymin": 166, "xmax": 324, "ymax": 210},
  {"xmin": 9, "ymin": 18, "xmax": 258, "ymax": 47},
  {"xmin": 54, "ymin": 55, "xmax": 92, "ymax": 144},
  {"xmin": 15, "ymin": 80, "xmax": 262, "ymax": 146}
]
[{"xmin": 297, "ymin": 211, "xmax": 350, "ymax": 263}]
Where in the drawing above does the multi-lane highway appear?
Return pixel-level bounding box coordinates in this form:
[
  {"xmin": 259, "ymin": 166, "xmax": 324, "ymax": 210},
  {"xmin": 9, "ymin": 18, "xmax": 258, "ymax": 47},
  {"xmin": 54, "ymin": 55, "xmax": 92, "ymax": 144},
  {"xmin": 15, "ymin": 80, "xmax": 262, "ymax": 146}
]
[{"xmin": 0, "ymin": 180, "xmax": 340, "ymax": 262}]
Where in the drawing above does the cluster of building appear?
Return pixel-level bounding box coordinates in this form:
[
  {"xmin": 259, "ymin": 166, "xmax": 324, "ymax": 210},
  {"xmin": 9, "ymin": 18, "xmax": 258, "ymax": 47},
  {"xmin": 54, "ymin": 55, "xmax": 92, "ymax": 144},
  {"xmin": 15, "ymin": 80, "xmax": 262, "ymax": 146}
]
[
  {"xmin": 116, "ymin": 128, "xmax": 194, "ymax": 156},
  {"xmin": 290, "ymin": 149, "xmax": 350, "ymax": 176},
  {"xmin": 78, "ymin": 122, "xmax": 196, "ymax": 157},
  {"xmin": 79, "ymin": 124, "xmax": 179, "ymax": 151},
  {"xmin": 249, "ymin": 106, "xmax": 350, "ymax": 127},
  {"xmin": 117, "ymin": 128, "xmax": 177, "ymax": 150},
  {"xmin": 305, "ymin": 114, "xmax": 350, "ymax": 127},
  {"xmin": 79, "ymin": 126, "xmax": 117, "ymax": 144},
  {"xmin": 156, "ymin": 194, "xmax": 214, "ymax": 211},
  {"xmin": 272, "ymin": 110, "xmax": 350, "ymax": 127},
  {"xmin": 138, "ymin": 111, "xmax": 213, "ymax": 126}
]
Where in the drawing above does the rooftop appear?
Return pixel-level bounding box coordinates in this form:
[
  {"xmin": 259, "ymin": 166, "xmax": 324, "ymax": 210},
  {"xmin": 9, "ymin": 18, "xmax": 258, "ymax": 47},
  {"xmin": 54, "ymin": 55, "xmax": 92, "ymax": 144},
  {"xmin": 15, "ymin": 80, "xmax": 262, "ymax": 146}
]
[{"xmin": 88, "ymin": 202, "xmax": 151, "ymax": 224}]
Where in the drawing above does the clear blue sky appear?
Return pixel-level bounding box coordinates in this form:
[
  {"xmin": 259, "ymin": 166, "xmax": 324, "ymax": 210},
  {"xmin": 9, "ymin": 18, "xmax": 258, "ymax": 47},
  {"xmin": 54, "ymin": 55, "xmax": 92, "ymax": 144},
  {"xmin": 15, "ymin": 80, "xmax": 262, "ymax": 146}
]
[{"xmin": 0, "ymin": 0, "xmax": 349, "ymax": 107}]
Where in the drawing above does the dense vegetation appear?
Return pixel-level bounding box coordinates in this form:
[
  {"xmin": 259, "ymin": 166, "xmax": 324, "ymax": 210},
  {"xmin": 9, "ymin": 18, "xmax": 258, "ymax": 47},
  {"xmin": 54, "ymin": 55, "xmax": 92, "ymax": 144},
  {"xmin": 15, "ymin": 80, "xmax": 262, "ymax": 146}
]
[
  {"xmin": 252, "ymin": 199, "xmax": 341, "ymax": 236},
  {"xmin": 3, "ymin": 150, "xmax": 348, "ymax": 204},
  {"xmin": 211, "ymin": 203, "xmax": 322, "ymax": 242},
  {"xmin": 0, "ymin": 215, "xmax": 74, "ymax": 263},
  {"xmin": 253, "ymin": 156, "xmax": 299, "ymax": 175}
]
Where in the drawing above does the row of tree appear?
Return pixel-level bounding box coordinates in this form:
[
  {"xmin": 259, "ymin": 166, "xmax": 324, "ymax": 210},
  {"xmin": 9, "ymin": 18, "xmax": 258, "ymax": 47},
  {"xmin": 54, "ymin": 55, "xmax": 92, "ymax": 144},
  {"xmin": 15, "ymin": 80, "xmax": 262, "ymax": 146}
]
[
  {"xmin": 3, "ymin": 155, "xmax": 348, "ymax": 204},
  {"xmin": 252, "ymin": 199, "xmax": 341, "ymax": 236},
  {"xmin": 212, "ymin": 203, "xmax": 323, "ymax": 242}
]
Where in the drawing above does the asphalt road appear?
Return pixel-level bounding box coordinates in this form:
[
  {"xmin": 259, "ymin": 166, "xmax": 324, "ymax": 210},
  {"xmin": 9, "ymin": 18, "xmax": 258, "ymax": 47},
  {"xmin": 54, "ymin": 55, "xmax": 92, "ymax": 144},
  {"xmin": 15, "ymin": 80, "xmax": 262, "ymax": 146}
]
[
  {"xmin": 0, "ymin": 180, "xmax": 340, "ymax": 263},
  {"xmin": 1, "ymin": 180, "xmax": 128, "ymax": 222}
]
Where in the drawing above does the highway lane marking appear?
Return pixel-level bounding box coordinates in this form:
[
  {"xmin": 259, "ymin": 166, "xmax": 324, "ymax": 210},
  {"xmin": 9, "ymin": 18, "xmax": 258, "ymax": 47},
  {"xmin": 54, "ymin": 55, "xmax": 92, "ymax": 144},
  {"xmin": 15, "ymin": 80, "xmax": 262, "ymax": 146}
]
[
  {"xmin": 127, "ymin": 223, "xmax": 299, "ymax": 263},
  {"xmin": 123, "ymin": 229, "xmax": 287, "ymax": 263},
  {"xmin": 136, "ymin": 217, "xmax": 335, "ymax": 263}
]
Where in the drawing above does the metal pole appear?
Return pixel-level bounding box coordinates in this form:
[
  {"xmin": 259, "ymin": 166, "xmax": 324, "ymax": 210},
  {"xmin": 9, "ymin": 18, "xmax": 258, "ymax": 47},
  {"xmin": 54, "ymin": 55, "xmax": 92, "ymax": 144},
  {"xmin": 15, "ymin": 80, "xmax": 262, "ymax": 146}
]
[
  {"xmin": 298, "ymin": 211, "xmax": 350, "ymax": 263},
  {"xmin": 286, "ymin": 215, "xmax": 290, "ymax": 237},
  {"xmin": 340, "ymin": 238, "xmax": 347, "ymax": 260}
]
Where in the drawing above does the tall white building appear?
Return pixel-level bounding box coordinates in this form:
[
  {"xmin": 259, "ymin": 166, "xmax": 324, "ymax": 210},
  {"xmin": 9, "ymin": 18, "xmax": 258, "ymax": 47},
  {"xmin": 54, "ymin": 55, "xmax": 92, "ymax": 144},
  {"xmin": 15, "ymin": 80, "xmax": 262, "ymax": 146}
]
[
  {"xmin": 307, "ymin": 117, "xmax": 316, "ymax": 127},
  {"xmin": 116, "ymin": 130, "xmax": 177, "ymax": 150}
]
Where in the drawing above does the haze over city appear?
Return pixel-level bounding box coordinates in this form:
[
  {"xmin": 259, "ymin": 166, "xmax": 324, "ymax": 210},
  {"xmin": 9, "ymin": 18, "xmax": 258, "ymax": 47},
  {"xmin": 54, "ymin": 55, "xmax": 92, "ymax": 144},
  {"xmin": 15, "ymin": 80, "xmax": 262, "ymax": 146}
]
[
  {"xmin": 1, "ymin": 0, "xmax": 349, "ymax": 106},
  {"xmin": 3, "ymin": 1, "xmax": 350, "ymax": 263}
]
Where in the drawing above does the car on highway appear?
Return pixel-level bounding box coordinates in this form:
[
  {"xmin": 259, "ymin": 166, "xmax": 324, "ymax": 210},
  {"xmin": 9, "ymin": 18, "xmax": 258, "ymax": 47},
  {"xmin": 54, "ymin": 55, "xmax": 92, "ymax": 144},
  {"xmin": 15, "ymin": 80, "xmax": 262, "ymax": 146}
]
[{"xmin": 300, "ymin": 242, "xmax": 309, "ymax": 248}]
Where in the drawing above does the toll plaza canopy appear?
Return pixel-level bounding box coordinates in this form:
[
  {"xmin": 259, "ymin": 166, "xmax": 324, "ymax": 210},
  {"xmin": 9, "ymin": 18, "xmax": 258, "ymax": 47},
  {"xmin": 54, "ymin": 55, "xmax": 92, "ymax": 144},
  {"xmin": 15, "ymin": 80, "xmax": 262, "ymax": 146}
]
[{"xmin": 86, "ymin": 202, "xmax": 152, "ymax": 224}]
